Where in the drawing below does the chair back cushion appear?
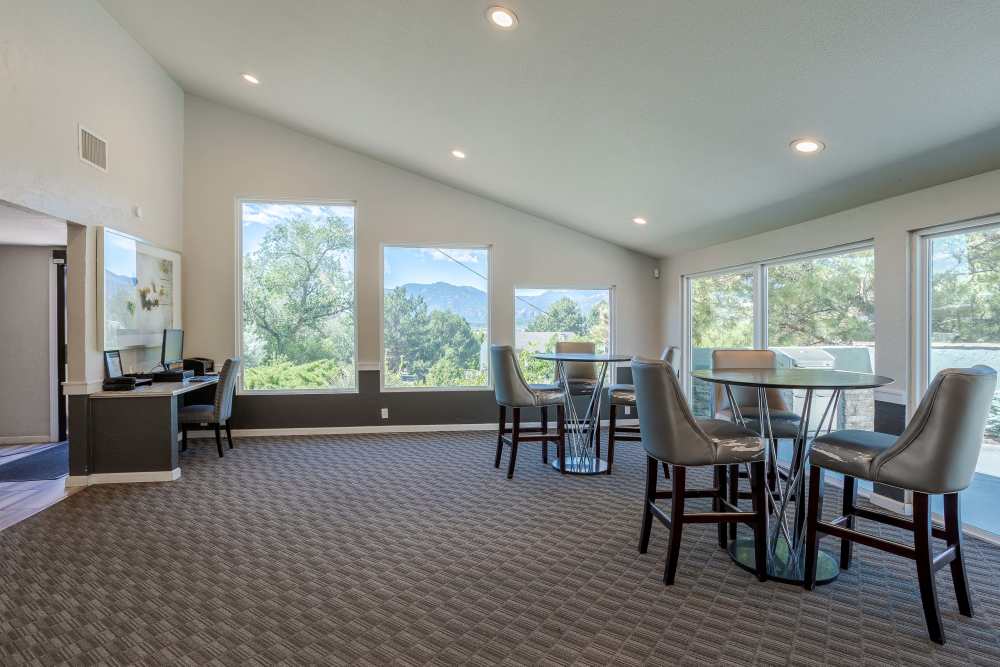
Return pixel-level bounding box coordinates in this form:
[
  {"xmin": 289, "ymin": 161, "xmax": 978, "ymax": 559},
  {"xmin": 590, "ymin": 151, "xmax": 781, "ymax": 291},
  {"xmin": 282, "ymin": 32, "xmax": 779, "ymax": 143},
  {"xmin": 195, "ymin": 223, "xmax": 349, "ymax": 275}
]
[
  {"xmin": 490, "ymin": 345, "xmax": 536, "ymax": 407},
  {"xmin": 214, "ymin": 358, "xmax": 241, "ymax": 422},
  {"xmin": 632, "ymin": 356, "xmax": 715, "ymax": 465},
  {"xmin": 874, "ymin": 365, "xmax": 996, "ymax": 494},
  {"xmin": 662, "ymin": 346, "xmax": 681, "ymax": 377},
  {"xmin": 555, "ymin": 340, "xmax": 597, "ymax": 382},
  {"xmin": 711, "ymin": 349, "xmax": 789, "ymax": 418}
]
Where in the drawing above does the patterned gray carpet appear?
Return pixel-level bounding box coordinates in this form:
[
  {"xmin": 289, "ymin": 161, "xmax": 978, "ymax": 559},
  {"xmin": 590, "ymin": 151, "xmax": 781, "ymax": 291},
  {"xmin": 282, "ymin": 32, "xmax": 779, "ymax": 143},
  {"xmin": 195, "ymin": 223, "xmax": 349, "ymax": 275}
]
[{"xmin": 0, "ymin": 431, "xmax": 998, "ymax": 665}]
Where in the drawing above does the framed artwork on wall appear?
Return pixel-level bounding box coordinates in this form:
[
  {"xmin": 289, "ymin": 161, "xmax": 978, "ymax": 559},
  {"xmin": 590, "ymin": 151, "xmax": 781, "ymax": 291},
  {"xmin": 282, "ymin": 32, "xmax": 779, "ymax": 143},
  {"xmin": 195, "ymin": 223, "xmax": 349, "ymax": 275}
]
[{"xmin": 97, "ymin": 227, "xmax": 182, "ymax": 351}]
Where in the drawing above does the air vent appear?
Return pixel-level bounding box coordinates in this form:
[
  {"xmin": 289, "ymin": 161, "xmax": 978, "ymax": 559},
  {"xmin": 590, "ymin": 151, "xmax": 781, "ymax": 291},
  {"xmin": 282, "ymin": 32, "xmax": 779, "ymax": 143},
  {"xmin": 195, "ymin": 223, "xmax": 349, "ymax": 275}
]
[{"xmin": 79, "ymin": 126, "xmax": 108, "ymax": 171}]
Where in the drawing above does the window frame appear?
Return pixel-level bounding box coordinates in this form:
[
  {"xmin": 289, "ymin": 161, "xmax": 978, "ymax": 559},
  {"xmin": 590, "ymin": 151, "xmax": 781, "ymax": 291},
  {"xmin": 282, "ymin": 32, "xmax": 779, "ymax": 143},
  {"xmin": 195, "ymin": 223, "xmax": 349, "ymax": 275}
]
[
  {"xmin": 681, "ymin": 240, "xmax": 875, "ymax": 399},
  {"xmin": 235, "ymin": 197, "xmax": 359, "ymax": 395},
  {"xmin": 378, "ymin": 242, "xmax": 493, "ymax": 393}
]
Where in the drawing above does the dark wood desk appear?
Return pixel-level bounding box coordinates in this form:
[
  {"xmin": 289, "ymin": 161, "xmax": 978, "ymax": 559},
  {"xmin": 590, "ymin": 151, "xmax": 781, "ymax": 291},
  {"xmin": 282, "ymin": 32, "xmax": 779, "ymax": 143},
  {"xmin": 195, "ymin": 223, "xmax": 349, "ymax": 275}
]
[{"xmin": 82, "ymin": 378, "xmax": 219, "ymax": 483}]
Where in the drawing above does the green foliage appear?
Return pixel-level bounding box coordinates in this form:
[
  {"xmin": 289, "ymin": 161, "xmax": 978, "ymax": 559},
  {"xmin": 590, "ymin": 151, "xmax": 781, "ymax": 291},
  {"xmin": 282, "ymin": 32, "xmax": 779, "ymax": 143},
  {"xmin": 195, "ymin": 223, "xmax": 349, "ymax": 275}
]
[
  {"xmin": 383, "ymin": 287, "xmax": 485, "ymax": 387},
  {"xmin": 242, "ymin": 213, "xmax": 355, "ymax": 390},
  {"xmin": 526, "ymin": 297, "xmax": 586, "ymax": 334},
  {"xmin": 931, "ymin": 229, "xmax": 1000, "ymax": 343},
  {"xmin": 518, "ymin": 343, "xmax": 558, "ymax": 385},
  {"xmin": 243, "ymin": 358, "xmax": 354, "ymax": 391},
  {"xmin": 691, "ymin": 272, "xmax": 754, "ymax": 348}
]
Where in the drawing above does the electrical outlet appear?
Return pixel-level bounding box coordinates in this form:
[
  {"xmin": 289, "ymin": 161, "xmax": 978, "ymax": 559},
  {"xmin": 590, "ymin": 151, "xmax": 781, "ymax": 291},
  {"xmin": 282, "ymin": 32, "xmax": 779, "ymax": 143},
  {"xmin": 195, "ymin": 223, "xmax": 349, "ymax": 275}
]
[
  {"xmin": 625, "ymin": 406, "xmax": 632, "ymax": 415},
  {"xmin": 380, "ymin": 408, "xmax": 389, "ymax": 419}
]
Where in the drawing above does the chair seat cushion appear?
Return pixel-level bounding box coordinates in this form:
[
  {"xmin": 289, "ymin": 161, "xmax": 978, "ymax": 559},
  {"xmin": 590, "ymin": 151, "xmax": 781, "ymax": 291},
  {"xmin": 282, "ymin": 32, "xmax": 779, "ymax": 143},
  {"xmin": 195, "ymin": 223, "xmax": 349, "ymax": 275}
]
[
  {"xmin": 739, "ymin": 417, "xmax": 802, "ymax": 438},
  {"xmin": 697, "ymin": 419, "xmax": 765, "ymax": 464},
  {"xmin": 179, "ymin": 404, "xmax": 216, "ymax": 424},
  {"xmin": 560, "ymin": 379, "xmax": 600, "ymax": 395},
  {"xmin": 530, "ymin": 387, "xmax": 565, "ymax": 407},
  {"xmin": 716, "ymin": 407, "xmax": 800, "ymax": 422},
  {"xmin": 811, "ymin": 430, "xmax": 896, "ymax": 480},
  {"xmin": 608, "ymin": 383, "xmax": 635, "ymax": 405}
]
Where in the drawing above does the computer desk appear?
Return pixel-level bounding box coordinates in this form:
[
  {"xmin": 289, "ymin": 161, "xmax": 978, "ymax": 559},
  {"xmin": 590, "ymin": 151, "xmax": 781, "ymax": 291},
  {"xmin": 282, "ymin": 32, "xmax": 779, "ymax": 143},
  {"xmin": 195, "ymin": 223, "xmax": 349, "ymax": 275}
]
[{"xmin": 82, "ymin": 377, "xmax": 219, "ymax": 483}]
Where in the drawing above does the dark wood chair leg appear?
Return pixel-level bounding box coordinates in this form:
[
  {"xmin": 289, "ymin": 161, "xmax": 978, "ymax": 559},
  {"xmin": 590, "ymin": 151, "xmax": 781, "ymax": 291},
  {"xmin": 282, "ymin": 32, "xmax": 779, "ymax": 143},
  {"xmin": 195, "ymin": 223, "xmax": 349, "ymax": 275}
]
[
  {"xmin": 715, "ymin": 464, "xmax": 728, "ymax": 549},
  {"xmin": 664, "ymin": 465, "xmax": 686, "ymax": 585},
  {"xmin": 214, "ymin": 425, "xmax": 224, "ymax": 458},
  {"xmin": 803, "ymin": 464, "xmax": 824, "ymax": 590},
  {"xmin": 944, "ymin": 492, "xmax": 973, "ymax": 618},
  {"xmin": 540, "ymin": 406, "xmax": 549, "ymax": 463},
  {"xmin": 494, "ymin": 406, "xmax": 506, "ymax": 468},
  {"xmin": 606, "ymin": 404, "xmax": 617, "ymax": 474},
  {"xmin": 639, "ymin": 455, "xmax": 657, "ymax": 553},
  {"xmin": 913, "ymin": 492, "xmax": 945, "ymax": 644},
  {"xmin": 181, "ymin": 426, "xmax": 188, "ymax": 452},
  {"xmin": 767, "ymin": 441, "xmax": 778, "ymax": 493},
  {"xmin": 557, "ymin": 405, "xmax": 566, "ymax": 473},
  {"xmin": 841, "ymin": 475, "xmax": 856, "ymax": 569},
  {"xmin": 662, "ymin": 461, "xmax": 670, "ymax": 479},
  {"xmin": 750, "ymin": 459, "xmax": 768, "ymax": 582},
  {"xmin": 506, "ymin": 408, "xmax": 521, "ymax": 479},
  {"xmin": 225, "ymin": 420, "xmax": 234, "ymax": 449},
  {"xmin": 728, "ymin": 463, "xmax": 739, "ymax": 539}
]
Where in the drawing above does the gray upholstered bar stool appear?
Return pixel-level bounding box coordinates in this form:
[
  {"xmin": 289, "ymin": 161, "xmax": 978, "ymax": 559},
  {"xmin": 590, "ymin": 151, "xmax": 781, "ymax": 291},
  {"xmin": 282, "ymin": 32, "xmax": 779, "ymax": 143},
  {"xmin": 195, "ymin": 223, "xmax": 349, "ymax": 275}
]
[
  {"xmin": 712, "ymin": 349, "xmax": 801, "ymax": 535},
  {"xmin": 179, "ymin": 358, "xmax": 241, "ymax": 458},
  {"xmin": 803, "ymin": 366, "xmax": 996, "ymax": 644},
  {"xmin": 606, "ymin": 346, "xmax": 679, "ymax": 474},
  {"xmin": 491, "ymin": 345, "xmax": 566, "ymax": 478},
  {"xmin": 633, "ymin": 357, "xmax": 769, "ymax": 584}
]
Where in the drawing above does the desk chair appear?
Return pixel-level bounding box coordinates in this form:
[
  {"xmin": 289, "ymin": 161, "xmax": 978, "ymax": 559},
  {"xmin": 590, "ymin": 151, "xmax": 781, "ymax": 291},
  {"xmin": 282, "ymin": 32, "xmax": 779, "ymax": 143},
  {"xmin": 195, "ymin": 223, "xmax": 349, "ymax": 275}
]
[
  {"xmin": 179, "ymin": 358, "xmax": 240, "ymax": 458},
  {"xmin": 607, "ymin": 346, "xmax": 679, "ymax": 474},
  {"xmin": 804, "ymin": 366, "xmax": 996, "ymax": 644}
]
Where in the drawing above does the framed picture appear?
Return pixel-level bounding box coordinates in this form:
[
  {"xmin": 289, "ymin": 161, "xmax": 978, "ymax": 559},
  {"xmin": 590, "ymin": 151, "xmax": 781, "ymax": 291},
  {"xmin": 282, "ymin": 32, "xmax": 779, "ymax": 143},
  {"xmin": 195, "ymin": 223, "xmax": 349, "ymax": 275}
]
[{"xmin": 97, "ymin": 227, "xmax": 182, "ymax": 351}]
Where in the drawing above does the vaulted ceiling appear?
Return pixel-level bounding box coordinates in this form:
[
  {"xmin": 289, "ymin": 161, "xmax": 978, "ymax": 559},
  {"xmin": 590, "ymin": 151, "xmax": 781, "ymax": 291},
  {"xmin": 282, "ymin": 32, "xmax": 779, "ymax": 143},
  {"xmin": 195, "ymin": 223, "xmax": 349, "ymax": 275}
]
[{"xmin": 100, "ymin": 1, "xmax": 1000, "ymax": 256}]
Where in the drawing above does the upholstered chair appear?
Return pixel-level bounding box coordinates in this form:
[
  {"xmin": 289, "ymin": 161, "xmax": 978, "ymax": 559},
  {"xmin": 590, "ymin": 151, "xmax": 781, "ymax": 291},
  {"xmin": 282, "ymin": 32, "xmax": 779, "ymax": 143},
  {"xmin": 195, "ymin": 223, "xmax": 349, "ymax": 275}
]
[
  {"xmin": 554, "ymin": 340, "xmax": 599, "ymax": 394},
  {"xmin": 491, "ymin": 345, "xmax": 566, "ymax": 478},
  {"xmin": 803, "ymin": 365, "xmax": 996, "ymax": 645},
  {"xmin": 632, "ymin": 357, "xmax": 769, "ymax": 584},
  {"xmin": 607, "ymin": 346, "xmax": 680, "ymax": 474},
  {"xmin": 179, "ymin": 358, "xmax": 241, "ymax": 458}
]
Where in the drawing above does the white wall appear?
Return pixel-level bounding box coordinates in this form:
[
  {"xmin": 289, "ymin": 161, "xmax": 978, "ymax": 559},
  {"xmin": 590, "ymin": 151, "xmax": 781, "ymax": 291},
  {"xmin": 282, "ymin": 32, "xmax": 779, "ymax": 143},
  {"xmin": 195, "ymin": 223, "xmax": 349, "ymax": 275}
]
[
  {"xmin": 183, "ymin": 95, "xmax": 662, "ymax": 371},
  {"xmin": 661, "ymin": 168, "xmax": 1000, "ymax": 407},
  {"xmin": 0, "ymin": 0, "xmax": 185, "ymax": 388},
  {"xmin": 0, "ymin": 246, "xmax": 56, "ymax": 441}
]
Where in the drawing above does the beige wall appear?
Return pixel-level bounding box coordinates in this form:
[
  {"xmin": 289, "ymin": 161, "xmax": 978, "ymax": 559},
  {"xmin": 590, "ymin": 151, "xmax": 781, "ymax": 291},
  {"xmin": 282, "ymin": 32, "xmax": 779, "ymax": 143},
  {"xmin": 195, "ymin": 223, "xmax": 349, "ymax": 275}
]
[
  {"xmin": 0, "ymin": 0, "xmax": 185, "ymax": 389},
  {"xmin": 0, "ymin": 245, "xmax": 56, "ymax": 441},
  {"xmin": 661, "ymin": 168, "xmax": 1000, "ymax": 407},
  {"xmin": 183, "ymin": 95, "xmax": 662, "ymax": 371}
]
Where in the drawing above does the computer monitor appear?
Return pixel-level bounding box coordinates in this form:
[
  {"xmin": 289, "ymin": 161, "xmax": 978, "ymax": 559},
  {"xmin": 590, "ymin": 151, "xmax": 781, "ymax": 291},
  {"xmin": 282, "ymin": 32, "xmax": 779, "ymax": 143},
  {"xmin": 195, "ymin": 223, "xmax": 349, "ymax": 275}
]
[{"xmin": 160, "ymin": 329, "xmax": 184, "ymax": 368}]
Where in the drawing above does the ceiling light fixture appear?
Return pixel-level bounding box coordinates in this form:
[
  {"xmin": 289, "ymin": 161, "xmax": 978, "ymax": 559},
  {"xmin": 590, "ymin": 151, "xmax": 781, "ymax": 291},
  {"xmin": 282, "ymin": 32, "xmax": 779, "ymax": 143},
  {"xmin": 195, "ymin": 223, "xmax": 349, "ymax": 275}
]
[
  {"xmin": 451, "ymin": 149, "xmax": 467, "ymax": 159},
  {"xmin": 791, "ymin": 138, "xmax": 825, "ymax": 154},
  {"xmin": 242, "ymin": 73, "xmax": 260, "ymax": 85},
  {"xmin": 632, "ymin": 217, "xmax": 648, "ymax": 225},
  {"xmin": 486, "ymin": 6, "xmax": 518, "ymax": 30}
]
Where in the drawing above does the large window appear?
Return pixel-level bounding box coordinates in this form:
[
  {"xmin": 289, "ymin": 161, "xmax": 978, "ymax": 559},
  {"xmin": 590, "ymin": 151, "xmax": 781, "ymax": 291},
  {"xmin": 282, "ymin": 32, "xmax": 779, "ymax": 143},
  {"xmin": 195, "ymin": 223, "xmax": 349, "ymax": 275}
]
[
  {"xmin": 513, "ymin": 288, "xmax": 611, "ymax": 384},
  {"xmin": 239, "ymin": 201, "xmax": 356, "ymax": 392},
  {"xmin": 919, "ymin": 221, "xmax": 1000, "ymax": 536},
  {"xmin": 767, "ymin": 247, "xmax": 875, "ymax": 430},
  {"xmin": 684, "ymin": 244, "xmax": 875, "ymax": 427},
  {"xmin": 687, "ymin": 270, "xmax": 755, "ymax": 417},
  {"xmin": 382, "ymin": 246, "xmax": 489, "ymax": 389}
]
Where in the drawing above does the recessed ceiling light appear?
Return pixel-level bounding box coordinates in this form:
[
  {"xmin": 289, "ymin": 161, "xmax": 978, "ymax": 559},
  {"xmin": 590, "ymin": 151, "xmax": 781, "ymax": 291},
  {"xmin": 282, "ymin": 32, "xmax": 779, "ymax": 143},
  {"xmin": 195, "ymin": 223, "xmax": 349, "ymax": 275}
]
[
  {"xmin": 451, "ymin": 149, "xmax": 466, "ymax": 159},
  {"xmin": 486, "ymin": 6, "xmax": 518, "ymax": 30},
  {"xmin": 791, "ymin": 138, "xmax": 825, "ymax": 154},
  {"xmin": 242, "ymin": 73, "xmax": 260, "ymax": 85},
  {"xmin": 632, "ymin": 217, "xmax": 648, "ymax": 225}
]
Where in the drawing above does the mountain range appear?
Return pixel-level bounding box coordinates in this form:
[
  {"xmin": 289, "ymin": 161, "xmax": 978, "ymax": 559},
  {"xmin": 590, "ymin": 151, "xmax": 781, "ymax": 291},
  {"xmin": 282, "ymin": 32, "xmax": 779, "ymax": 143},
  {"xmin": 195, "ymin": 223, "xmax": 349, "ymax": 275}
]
[{"xmin": 387, "ymin": 282, "xmax": 606, "ymax": 329}]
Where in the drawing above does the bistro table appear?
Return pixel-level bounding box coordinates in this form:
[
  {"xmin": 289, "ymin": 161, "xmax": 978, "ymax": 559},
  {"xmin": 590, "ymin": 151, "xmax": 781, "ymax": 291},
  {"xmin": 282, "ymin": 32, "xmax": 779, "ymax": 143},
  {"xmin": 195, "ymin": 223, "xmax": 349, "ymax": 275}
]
[
  {"xmin": 534, "ymin": 352, "xmax": 633, "ymax": 475},
  {"xmin": 692, "ymin": 367, "xmax": 894, "ymax": 585}
]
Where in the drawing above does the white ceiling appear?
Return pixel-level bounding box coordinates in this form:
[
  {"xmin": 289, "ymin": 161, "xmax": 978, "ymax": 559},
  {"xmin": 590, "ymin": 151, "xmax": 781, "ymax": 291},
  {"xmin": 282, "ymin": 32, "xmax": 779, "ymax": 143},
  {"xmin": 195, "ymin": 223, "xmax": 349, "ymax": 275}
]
[
  {"xmin": 100, "ymin": 0, "xmax": 1000, "ymax": 257},
  {"xmin": 0, "ymin": 202, "xmax": 66, "ymax": 246}
]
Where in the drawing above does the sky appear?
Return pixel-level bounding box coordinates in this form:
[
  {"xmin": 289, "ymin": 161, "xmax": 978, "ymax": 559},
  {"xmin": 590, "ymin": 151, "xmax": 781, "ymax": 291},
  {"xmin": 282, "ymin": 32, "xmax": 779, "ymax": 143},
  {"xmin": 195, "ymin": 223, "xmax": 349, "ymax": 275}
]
[
  {"xmin": 383, "ymin": 247, "xmax": 488, "ymax": 290},
  {"xmin": 103, "ymin": 229, "xmax": 137, "ymax": 278},
  {"xmin": 241, "ymin": 202, "xmax": 356, "ymax": 256}
]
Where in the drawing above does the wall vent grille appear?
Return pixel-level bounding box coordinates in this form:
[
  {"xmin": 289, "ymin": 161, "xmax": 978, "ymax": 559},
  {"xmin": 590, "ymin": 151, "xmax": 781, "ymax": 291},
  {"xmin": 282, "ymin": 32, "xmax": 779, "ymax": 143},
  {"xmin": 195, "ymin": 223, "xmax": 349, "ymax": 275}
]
[{"xmin": 79, "ymin": 126, "xmax": 108, "ymax": 171}]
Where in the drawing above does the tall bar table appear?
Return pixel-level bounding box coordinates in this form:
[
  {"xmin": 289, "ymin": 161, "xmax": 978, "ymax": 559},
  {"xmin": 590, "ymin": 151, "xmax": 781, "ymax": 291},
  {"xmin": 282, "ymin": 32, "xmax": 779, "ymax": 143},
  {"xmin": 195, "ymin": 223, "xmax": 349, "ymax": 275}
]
[
  {"xmin": 534, "ymin": 352, "xmax": 632, "ymax": 475},
  {"xmin": 693, "ymin": 367, "xmax": 893, "ymax": 584}
]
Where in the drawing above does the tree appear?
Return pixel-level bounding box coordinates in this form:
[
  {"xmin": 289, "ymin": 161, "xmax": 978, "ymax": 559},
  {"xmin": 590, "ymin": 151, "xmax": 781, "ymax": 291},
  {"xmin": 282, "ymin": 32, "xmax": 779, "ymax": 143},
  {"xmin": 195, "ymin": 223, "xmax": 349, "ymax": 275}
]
[
  {"xmin": 586, "ymin": 300, "xmax": 610, "ymax": 348},
  {"xmin": 242, "ymin": 214, "xmax": 354, "ymax": 364},
  {"xmin": 428, "ymin": 310, "xmax": 480, "ymax": 370},
  {"xmin": 383, "ymin": 287, "xmax": 432, "ymax": 378},
  {"xmin": 526, "ymin": 297, "xmax": 586, "ymax": 334}
]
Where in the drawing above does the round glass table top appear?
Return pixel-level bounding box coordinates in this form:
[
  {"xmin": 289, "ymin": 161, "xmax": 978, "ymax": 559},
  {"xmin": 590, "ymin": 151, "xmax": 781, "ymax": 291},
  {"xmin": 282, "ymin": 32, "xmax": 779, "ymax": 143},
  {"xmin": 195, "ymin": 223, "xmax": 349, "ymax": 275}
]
[
  {"xmin": 534, "ymin": 352, "xmax": 633, "ymax": 363},
  {"xmin": 692, "ymin": 367, "xmax": 894, "ymax": 390}
]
